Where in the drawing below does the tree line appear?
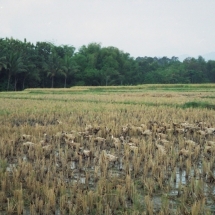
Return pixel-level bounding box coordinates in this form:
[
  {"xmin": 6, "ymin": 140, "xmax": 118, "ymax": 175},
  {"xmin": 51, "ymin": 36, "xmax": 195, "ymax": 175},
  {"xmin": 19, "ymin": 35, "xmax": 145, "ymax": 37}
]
[{"xmin": 0, "ymin": 37, "xmax": 215, "ymax": 91}]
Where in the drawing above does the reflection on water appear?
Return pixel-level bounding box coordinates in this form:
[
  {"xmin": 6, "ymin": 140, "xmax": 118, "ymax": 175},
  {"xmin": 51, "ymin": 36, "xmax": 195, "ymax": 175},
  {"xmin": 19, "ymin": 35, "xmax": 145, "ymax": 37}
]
[
  {"xmin": 175, "ymin": 169, "xmax": 187, "ymax": 187},
  {"xmin": 6, "ymin": 163, "xmax": 16, "ymax": 172},
  {"xmin": 148, "ymin": 165, "xmax": 215, "ymax": 213},
  {"xmin": 22, "ymin": 155, "xmax": 27, "ymax": 161},
  {"xmin": 71, "ymin": 161, "xmax": 76, "ymax": 170},
  {"xmin": 80, "ymin": 176, "xmax": 85, "ymax": 184},
  {"xmin": 4, "ymin": 152, "xmax": 215, "ymax": 214}
]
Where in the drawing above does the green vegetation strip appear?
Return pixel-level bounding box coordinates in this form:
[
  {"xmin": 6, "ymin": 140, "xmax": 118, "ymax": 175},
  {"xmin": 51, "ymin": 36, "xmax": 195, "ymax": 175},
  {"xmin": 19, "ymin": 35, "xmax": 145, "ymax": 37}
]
[
  {"xmin": 1, "ymin": 95, "xmax": 215, "ymax": 110},
  {"xmin": 182, "ymin": 101, "xmax": 215, "ymax": 109},
  {"xmin": 23, "ymin": 84, "xmax": 215, "ymax": 94}
]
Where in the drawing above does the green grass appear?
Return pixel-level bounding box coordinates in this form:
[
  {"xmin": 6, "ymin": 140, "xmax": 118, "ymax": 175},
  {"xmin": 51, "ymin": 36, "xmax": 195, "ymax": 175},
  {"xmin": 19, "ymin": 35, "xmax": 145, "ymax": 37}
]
[
  {"xmin": 0, "ymin": 93, "xmax": 215, "ymax": 110},
  {"xmin": 0, "ymin": 110, "xmax": 11, "ymax": 116},
  {"xmin": 182, "ymin": 101, "xmax": 215, "ymax": 110},
  {"xmin": 22, "ymin": 84, "xmax": 215, "ymax": 94},
  {"xmin": 1, "ymin": 94, "xmax": 215, "ymax": 110},
  {"xmin": 1, "ymin": 84, "xmax": 215, "ymax": 111},
  {"xmin": 0, "ymin": 159, "xmax": 7, "ymax": 173}
]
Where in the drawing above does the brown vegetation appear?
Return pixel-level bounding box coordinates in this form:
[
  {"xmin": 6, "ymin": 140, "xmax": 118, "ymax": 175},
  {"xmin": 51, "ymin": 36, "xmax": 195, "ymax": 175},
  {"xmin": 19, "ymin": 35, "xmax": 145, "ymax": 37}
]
[{"xmin": 0, "ymin": 90, "xmax": 215, "ymax": 214}]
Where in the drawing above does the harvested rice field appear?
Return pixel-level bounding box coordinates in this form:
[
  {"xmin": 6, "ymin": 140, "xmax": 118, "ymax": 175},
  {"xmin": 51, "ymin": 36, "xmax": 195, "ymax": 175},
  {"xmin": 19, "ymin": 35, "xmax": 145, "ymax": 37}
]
[{"xmin": 1, "ymin": 84, "xmax": 215, "ymax": 214}]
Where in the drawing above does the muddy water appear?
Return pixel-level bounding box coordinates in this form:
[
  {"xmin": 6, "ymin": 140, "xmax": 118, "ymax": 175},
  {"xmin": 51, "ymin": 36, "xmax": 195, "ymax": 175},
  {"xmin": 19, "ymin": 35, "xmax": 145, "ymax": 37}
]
[{"xmin": 2, "ymin": 141, "xmax": 215, "ymax": 214}]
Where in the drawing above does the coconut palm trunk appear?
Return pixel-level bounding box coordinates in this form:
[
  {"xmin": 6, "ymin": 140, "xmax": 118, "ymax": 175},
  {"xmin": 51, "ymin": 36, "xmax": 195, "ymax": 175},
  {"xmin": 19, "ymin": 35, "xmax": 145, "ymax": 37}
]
[
  {"xmin": 64, "ymin": 76, "xmax": 67, "ymax": 88},
  {"xmin": 51, "ymin": 76, "xmax": 54, "ymax": 88},
  {"xmin": 7, "ymin": 73, "xmax": 11, "ymax": 91}
]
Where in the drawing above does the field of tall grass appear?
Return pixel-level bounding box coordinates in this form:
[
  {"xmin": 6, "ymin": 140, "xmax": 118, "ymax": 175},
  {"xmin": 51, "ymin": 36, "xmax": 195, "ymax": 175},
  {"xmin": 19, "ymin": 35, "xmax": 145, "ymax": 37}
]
[{"xmin": 0, "ymin": 84, "xmax": 215, "ymax": 214}]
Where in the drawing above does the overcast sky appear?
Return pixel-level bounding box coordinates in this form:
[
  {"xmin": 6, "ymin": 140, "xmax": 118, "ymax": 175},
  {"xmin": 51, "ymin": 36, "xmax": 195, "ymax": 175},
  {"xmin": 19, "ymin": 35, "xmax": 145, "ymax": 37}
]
[{"xmin": 0, "ymin": 0, "xmax": 215, "ymax": 58}]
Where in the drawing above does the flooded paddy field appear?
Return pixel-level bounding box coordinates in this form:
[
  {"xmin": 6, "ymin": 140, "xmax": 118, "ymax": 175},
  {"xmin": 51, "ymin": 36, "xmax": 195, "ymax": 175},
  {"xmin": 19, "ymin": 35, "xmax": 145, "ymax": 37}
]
[{"xmin": 0, "ymin": 85, "xmax": 215, "ymax": 214}]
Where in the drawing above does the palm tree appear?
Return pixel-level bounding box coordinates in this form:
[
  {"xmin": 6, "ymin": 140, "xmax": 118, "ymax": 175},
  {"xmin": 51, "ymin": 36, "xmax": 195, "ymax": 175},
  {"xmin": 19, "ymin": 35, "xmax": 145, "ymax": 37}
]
[
  {"xmin": 43, "ymin": 49, "xmax": 61, "ymax": 88},
  {"xmin": 20, "ymin": 39, "xmax": 38, "ymax": 89},
  {"xmin": 6, "ymin": 52, "xmax": 26, "ymax": 91},
  {"xmin": 0, "ymin": 39, "xmax": 8, "ymax": 72},
  {"xmin": 60, "ymin": 54, "xmax": 78, "ymax": 88},
  {"xmin": 21, "ymin": 61, "xmax": 38, "ymax": 90},
  {"xmin": 0, "ymin": 56, "xmax": 7, "ymax": 71}
]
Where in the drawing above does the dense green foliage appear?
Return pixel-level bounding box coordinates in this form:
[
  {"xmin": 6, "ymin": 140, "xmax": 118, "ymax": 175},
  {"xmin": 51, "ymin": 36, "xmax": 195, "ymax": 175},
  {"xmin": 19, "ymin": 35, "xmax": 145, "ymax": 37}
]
[{"xmin": 0, "ymin": 37, "xmax": 215, "ymax": 91}]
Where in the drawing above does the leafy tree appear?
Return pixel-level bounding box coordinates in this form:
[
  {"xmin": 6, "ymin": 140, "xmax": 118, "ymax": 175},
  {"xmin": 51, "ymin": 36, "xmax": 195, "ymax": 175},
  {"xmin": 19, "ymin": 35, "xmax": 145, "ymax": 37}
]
[
  {"xmin": 98, "ymin": 47, "xmax": 120, "ymax": 85},
  {"xmin": 183, "ymin": 57, "xmax": 207, "ymax": 83},
  {"xmin": 135, "ymin": 57, "xmax": 159, "ymax": 84},
  {"xmin": 117, "ymin": 52, "xmax": 136, "ymax": 85},
  {"xmin": 84, "ymin": 68, "xmax": 101, "ymax": 86},
  {"xmin": 206, "ymin": 60, "xmax": 215, "ymax": 82},
  {"xmin": 1, "ymin": 37, "xmax": 215, "ymax": 90},
  {"xmin": 72, "ymin": 53, "xmax": 88, "ymax": 85}
]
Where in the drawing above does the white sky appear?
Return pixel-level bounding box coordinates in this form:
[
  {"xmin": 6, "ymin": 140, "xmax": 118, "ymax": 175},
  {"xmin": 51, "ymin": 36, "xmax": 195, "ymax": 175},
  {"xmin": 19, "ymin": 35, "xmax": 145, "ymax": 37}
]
[{"xmin": 0, "ymin": 0, "xmax": 215, "ymax": 58}]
